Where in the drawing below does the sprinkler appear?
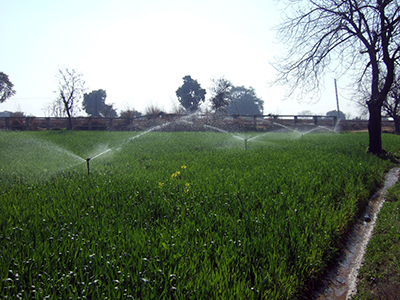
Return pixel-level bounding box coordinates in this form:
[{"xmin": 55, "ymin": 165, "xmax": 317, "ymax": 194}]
[
  {"xmin": 244, "ymin": 139, "xmax": 248, "ymax": 150},
  {"xmin": 86, "ymin": 158, "xmax": 91, "ymax": 175}
]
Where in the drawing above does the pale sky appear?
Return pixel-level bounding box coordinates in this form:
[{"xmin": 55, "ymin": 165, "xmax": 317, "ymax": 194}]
[{"xmin": 1, "ymin": 0, "xmax": 361, "ymax": 118}]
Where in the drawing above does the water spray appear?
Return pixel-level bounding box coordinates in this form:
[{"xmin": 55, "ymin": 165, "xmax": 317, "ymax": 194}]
[{"xmin": 86, "ymin": 158, "xmax": 91, "ymax": 175}]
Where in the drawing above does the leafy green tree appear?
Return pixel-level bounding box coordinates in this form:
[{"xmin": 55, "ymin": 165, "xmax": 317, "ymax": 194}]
[
  {"xmin": 225, "ymin": 86, "xmax": 264, "ymax": 115},
  {"xmin": 102, "ymin": 104, "xmax": 117, "ymax": 118},
  {"xmin": 0, "ymin": 72, "xmax": 16, "ymax": 103},
  {"xmin": 209, "ymin": 77, "xmax": 233, "ymax": 112},
  {"xmin": 82, "ymin": 89, "xmax": 106, "ymax": 116},
  {"xmin": 326, "ymin": 110, "xmax": 346, "ymax": 120},
  {"xmin": 176, "ymin": 76, "xmax": 206, "ymax": 112},
  {"xmin": 82, "ymin": 89, "xmax": 117, "ymax": 117}
]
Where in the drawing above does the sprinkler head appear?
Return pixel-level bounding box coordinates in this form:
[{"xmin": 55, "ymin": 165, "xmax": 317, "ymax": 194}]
[{"xmin": 86, "ymin": 158, "xmax": 91, "ymax": 162}]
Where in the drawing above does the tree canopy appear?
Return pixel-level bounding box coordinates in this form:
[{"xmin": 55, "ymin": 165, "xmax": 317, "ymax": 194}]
[
  {"xmin": 274, "ymin": 0, "xmax": 400, "ymax": 154},
  {"xmin": 209, "ymin": 77, "xmax": 233, "ymax": 112},
  {"xmin": 326, "ymin": 110, "xmax": 346, "ymax": 120},
  {"xmin": 82, "ymin": 89, "xmax": 117, "ymax": 118},
  {"xmin": 176, "ymin": 76, "xmax": 206, "ymax": 112},
  {"xmin": 0, "ymin": 72, "xmax": 16, "ymax": 103},
  {"xmin": 225, "ymin": 86, "xmax": 264, "ymax": 115}
]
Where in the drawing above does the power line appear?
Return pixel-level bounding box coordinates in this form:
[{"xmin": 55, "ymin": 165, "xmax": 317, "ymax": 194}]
[{"xmin": 7, "ymin": 98, "xmax": 53, "ymax": 102}]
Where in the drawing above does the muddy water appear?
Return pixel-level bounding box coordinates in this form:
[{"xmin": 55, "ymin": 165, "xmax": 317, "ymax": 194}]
[{"xmin": 313, "ymin": 167, "xmax": 400, "ymax": 300}]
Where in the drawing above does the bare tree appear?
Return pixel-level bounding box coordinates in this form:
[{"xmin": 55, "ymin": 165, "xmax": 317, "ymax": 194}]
[
  {"xmin": 55, "ymin": 68, "xmax": 85, "ymax": 129},
  {"xmin": 53, "ymin": 98, "xmax": 66, "ymax": 118},
  {"xmin": 274, "ymin": 0, "xmax": 400, "ymax": 154},
  {"xmin": 354, "ymin": 90, "xmax": 370, "ymax": 119},
  {"xmin": 144, "ymin": 102, "xmax": 164, "ymax": 115},
  {"xmin": 355, "ymin": 68, "xmax": 400, "ymax": 132},
  {"xmin": 383, "ymin": 74, "xmax": 400, "ymax": 133},
  {"xmin": 209, "ymin": 77, "xmax": 233, "ymax": 112}
]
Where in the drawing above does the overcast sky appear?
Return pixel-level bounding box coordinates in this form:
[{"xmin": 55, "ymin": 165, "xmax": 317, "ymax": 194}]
[{"xmin": 1, "ymin": 0, "xmax": 361, "ymax": 118}]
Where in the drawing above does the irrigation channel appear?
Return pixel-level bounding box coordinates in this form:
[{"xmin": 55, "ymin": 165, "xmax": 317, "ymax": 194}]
[{"xmin": 313, "ymin": 167, "xmax": 400, "ymax": 300}]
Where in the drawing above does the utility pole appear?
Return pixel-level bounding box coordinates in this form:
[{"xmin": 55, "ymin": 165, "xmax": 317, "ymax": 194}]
[{"xmin": 334, "ymin": 79, "xmax": 340, "ymax": 119}]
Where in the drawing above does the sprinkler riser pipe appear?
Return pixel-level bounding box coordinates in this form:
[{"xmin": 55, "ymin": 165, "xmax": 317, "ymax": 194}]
[{"xmin": 86, "ymin": 158, "xmax": 91, "ymax": 175}]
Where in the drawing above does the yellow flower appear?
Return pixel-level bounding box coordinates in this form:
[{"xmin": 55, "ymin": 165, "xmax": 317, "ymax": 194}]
[
  {"xmin": 171, "ymin": 171, "xmax": 181, "ymax": 178},
  {"xmin": 181, "ymin": 165, "xmax": 187, "ymax": 170},
  {"xmin": 158, "ymin": 182, "xmax": 165, "ymax": 188},
  {"xmin": 185, "ymin": 183, "xmax": 190, "ymax": 187}
]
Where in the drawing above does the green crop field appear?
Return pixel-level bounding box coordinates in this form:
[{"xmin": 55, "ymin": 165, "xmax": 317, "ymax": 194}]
[{"xmin": 0, "ymin": 130, "xmax": 399, "ymax": 299}]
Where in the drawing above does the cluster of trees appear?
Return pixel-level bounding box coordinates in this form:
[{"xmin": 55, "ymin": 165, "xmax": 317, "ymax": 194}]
[
  {"xmin": 39, "ymin": 70, "xmax": 263, "ymax": 130},
  {"xmin": 2, "ymin": 68, "xmax": 264, "ymax": 130},
  {"xmin": 175, "ymin": 75, "xmax": 264, "ymax": 115},
  {"xmin": 2, "ymin": 0, "xmax": 399, "ymax": 154},
  {"xmin": 46, "ymin": 68, "xmax": 119, "ymax": 129}
]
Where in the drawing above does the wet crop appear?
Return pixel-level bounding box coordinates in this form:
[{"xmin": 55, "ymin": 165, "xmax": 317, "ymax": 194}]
[{"xmin": 0, "ymin": 131, "xmax": 398, "ymax": 299}]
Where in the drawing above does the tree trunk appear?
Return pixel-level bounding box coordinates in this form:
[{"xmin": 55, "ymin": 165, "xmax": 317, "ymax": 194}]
[
  {"xmin": 67, "ymin": 117, "xmax": 73, "ymax": 130},
  {"xmin": 66, "ymin": 110, "xmax": 73, "ymax": 130},
  {"xmin": 394, "ymin": 116, "xmax": 400, "ymax": 135},
  {"xmin": 367, "ymin": 103, "xmax": 383, "ymax": 154}
]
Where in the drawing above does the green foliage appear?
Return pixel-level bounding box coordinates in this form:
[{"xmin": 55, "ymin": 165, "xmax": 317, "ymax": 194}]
[
  {"xmin": 176, "ymin": 76, "xmax": 206, "ymax": 112},
  {"xmin": 209, "ymin": 77, "xmax": 233, "ymax": 112},
  {"xmin": 326, "ymin": 110, "xmax": 346, "ymax": 120},
  {"xmin": 225, "ymin": 86, "xmax": 264, "ymax": 115},
  {"xmin": 0, "ymin": 71, "xmax": 16, "ymax": 103},
  {"xmin": 0, "ymin": 131, "xmax": 398, "ymax": 299},
  {"xmin": 82, "ymin": 89, "xmax": 117, "ymax": 118}
]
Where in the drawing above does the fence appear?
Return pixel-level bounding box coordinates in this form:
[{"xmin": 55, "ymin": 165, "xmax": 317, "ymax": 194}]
[{"xmin": 0, "ymin": 114, "xmax": 392, "ymax": 132}]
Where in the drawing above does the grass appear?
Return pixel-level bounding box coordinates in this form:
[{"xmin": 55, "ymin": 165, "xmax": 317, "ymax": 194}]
[
  {"xmin": 0, "ymin": 130, "xmax": 399, "ymax": 299},
  {"xmin": 352, "ymin": 179, "xmax": 400, "ymax": 300}
]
